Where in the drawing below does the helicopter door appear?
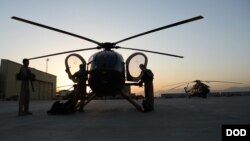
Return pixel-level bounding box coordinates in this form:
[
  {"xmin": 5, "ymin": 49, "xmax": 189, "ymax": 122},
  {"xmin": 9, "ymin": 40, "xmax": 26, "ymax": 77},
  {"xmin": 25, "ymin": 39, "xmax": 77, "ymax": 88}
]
[
  {"xmin": 65, "ymin": 53, "xmax": 86, "ymax": 81},
  {"xmin": 126, "ymin": 52, "xmax": 148, "ymax": 82}
]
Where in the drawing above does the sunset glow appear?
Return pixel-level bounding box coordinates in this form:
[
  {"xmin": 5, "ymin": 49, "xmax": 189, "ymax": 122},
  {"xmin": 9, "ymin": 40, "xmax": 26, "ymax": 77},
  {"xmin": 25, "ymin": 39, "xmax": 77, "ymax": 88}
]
[{"xmin": 1, "ymin": 0, "xmax": 250, "ymax": 96}]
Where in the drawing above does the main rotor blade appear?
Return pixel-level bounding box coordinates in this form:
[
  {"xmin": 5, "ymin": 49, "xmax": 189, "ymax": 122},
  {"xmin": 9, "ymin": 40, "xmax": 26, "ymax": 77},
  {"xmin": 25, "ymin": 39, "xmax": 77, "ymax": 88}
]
[
  {"xmin": 117, "ymin": 46, "xmax": 183, "ymax": 58},
  {"xmin": 11, "ymin": 16, "xmax": 101, "ymax": 45},
  {"xmin": 28, "ymin": 47, "xmax": 98, "ymax": 60},
  {"xmin": 203, "ymin": 81, "xmax": 242, "ymax": 84},
  {"xmin": 163, "ymin": 81, "xmax": 191, "ymax": 88},
  {"xmin": 168, "ymin": 83, "xmax": 187, "ymax": 91},
  {"xmin": 114, "ymin": 16, "xmax": 203, "ymax": 44},
  {"xmin": 57, "ymin": 84, "xmax": 73, "ymax": 88}
]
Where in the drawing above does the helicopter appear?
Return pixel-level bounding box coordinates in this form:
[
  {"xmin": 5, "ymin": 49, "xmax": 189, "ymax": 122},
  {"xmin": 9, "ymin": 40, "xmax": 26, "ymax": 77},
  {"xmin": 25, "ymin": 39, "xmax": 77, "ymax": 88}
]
[
  {"xmin": 12, "ymin": 15, "xmax": 203, "ymax": 111},
  {"xmin": 166, "ymin": 80, "xmax": 242, "ymax": 98}
]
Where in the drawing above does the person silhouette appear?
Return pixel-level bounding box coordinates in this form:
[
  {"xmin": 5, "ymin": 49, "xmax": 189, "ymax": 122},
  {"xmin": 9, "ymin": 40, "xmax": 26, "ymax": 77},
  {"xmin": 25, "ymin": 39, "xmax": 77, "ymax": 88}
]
[
  {"xmin": 138, "ymin": 64, "xmax": 154, "ymax": 112},
  {"xmin": 18, "ymin": 58, "xmax": 35, "ymax": 116},
  {"xmin": 66, "ymin": 64, "xmax": 87, "ymax": 112}
]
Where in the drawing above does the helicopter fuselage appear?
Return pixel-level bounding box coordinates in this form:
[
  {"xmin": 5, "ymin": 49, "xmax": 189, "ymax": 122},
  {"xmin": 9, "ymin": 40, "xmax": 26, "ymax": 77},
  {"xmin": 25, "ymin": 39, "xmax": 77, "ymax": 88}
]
[{"xmin": 88, "ymin": 50, "xmax": 125, "ymax": 96}]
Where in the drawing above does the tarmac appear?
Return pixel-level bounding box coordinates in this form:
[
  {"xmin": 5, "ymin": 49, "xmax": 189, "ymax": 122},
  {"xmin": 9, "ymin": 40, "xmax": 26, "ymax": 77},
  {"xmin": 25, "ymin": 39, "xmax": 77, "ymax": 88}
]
[{"xmin": 0, "ymin": 96, "xmax": 250, "ymax": 141}]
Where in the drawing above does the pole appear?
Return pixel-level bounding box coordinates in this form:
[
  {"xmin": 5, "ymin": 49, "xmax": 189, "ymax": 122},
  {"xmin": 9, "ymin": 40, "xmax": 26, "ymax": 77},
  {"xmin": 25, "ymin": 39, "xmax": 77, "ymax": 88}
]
[{"xmin": 46, "ymin": 58, "xmax": 49, "ymax": 73}]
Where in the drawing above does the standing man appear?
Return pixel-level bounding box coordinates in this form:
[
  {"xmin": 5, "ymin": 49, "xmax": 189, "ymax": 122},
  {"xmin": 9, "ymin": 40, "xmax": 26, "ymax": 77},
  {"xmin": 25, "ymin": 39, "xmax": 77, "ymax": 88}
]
[
  {"xmin": 18, "ymin": 58, "xmax": 35, "ymax": 116},
  {"xmin": 138, "ymin": 64, "xmax": 154, "ymax": 112},
  {"xmin": 66, "ymin": 64, "xmax": 87, "ymax": 112}
]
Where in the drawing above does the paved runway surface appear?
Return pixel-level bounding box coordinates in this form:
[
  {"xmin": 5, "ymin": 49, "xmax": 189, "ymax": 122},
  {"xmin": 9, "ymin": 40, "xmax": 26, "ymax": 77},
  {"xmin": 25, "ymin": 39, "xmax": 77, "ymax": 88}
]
[{"xmin": 0, "ymin": 96, "xmax": 250, "ymax": 141}]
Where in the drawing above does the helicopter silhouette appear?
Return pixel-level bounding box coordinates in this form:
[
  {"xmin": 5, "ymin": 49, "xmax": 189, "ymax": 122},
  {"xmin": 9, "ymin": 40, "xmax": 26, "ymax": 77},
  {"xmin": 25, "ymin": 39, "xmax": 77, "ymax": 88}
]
[
  {"xmin": 12, "ymin": 15, "xmax": 203, "ymax": 111},
  {"xmin": 166, "ymin": 80, "xmax": 242, "ymax": 98}
]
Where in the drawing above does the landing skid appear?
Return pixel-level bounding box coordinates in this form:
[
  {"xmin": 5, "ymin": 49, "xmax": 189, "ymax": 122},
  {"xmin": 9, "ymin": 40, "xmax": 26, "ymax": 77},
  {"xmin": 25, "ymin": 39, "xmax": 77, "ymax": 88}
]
[{"xmin": 79, "ymin": 91, "xmax": 144, "ymax": 112}]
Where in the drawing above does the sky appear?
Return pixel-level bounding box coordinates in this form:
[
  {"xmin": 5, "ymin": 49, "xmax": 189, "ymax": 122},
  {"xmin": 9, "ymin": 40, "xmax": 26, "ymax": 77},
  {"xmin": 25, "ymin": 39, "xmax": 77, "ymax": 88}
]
[{"xmin": 1, "ymin": 0, "xmax": 250, "ymax": 96}]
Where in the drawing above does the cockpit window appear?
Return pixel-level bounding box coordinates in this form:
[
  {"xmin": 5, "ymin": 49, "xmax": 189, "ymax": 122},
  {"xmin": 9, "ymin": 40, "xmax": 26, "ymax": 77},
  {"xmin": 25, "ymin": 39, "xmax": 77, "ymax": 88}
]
[
  {"xmin": 128, "ymin": 54, "xmax": 146, "ymax": 77},
  {"xmin": 65, "ymin": 53, "xmax": 86, "ymax": 76},
  {"xmin": 126, "ymin": 52, "xmax": 147, "ymax": 81}
]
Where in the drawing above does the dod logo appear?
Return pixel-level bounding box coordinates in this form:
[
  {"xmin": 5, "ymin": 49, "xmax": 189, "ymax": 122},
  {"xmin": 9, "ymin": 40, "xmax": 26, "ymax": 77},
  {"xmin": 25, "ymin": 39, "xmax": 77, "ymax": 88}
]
[
  {"xmin": 222, "ymin": 125, "xmax": 249, "ymax": 141},
  {"xmin": 226, "ymin": 129, "xmax": 246, "ymax": 136}
]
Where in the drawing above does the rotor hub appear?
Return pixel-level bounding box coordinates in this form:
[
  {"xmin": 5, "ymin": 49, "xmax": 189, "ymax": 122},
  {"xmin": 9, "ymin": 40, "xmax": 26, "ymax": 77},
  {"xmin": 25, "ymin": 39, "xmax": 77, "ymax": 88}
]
[{"xmin": 100, "ymin": 42, "xmax": 115, "ymax": 50}]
